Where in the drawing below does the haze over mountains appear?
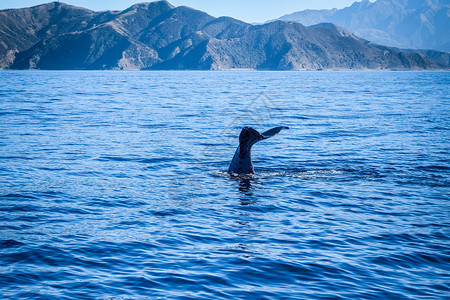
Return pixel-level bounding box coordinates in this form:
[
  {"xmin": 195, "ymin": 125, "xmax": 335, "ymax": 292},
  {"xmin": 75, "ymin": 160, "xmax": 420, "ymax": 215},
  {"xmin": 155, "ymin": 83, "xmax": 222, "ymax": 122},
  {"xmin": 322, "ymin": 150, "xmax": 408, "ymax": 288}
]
[
  {"xmin": 278, "ymin": 0, "xmax": 450, "ymax": 52},
  {"xmin": 0, "ymin": 1, "xmax": 449, "ymax": 70}
]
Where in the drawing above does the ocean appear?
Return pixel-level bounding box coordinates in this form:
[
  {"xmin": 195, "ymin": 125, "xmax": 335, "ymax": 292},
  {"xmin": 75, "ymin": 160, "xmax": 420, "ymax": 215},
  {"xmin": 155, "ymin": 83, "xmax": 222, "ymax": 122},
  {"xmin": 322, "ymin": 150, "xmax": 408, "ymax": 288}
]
[{"xmin": 0, "ymin": 70, "xmax": 449, "ymax": 299}]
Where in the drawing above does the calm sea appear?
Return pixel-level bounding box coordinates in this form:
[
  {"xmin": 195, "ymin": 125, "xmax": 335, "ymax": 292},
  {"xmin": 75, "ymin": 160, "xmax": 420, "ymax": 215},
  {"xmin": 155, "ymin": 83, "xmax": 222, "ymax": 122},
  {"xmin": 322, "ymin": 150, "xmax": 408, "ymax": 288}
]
[{"xmin": 0, "ymin": 71, "xmax": 449, "ymax": 299}]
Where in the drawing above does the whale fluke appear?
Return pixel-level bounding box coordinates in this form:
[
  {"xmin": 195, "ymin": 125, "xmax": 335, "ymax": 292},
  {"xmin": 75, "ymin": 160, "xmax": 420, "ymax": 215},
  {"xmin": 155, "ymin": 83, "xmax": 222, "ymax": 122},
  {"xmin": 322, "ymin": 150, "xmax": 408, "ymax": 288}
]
[
  {"xmin": 228, "ymin": 126, "xmax": 289, "ymax": 175},
  {"xmin": 261, "ymin": 126, "xmax": 289, "ymax": 139}
]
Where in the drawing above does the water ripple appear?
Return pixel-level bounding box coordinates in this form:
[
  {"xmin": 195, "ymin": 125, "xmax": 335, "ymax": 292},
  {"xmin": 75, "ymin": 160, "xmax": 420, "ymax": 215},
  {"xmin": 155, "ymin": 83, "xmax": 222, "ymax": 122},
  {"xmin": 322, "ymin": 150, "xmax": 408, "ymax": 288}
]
[{"xmin": 0, "ymin": 71, "xmax": 449, "ymax": 299}]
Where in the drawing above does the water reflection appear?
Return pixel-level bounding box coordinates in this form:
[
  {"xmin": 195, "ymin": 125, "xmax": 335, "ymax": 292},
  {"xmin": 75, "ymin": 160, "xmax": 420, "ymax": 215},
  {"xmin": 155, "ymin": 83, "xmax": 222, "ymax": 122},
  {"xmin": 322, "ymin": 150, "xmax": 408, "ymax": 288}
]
[
  {"xmin": 238, "ymin": 178, "xmax": 253, "ymax": 196},
  {"xmin": 230, "ymin": 177, "xmax": 259, "ymax": 205}
]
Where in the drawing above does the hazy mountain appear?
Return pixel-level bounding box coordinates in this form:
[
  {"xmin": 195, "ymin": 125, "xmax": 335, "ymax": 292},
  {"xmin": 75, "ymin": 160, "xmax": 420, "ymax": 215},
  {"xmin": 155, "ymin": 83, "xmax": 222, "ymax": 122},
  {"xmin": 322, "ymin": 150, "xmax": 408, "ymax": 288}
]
[
  {"xmin": 278, "ymin": 0, "xmax": 450, "ymax": 52},
  {"xmin": 1, "ymin": 1, "xmax": 449, "ymax": 70}
]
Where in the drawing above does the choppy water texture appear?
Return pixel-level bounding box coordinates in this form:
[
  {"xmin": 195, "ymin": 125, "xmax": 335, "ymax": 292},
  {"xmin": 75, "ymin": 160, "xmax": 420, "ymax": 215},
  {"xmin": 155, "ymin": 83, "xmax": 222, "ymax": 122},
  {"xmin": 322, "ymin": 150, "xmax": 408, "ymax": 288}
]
[{"xmin": 0, "ymin": 71, "xmax": 449, "ymax": 299}]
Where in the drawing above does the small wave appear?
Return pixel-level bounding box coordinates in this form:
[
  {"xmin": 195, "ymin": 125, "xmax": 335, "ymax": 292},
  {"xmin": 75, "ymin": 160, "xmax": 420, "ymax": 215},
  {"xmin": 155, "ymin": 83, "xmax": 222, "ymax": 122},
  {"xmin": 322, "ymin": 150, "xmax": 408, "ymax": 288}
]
[
  {"xmin": 416, "ymin": 165, "xmax": 450, "ymax": 172},
  {"xmin": 0, "ymin": 193, "xmax": 39, "ymax": 200},
  {"xmin": 0, "ymin": 156, "xmax": 33, "ymax": 160},
  {"xmin": 96, "ymin": 155, "xmax": 173, "ymax": 164},
  {"xmin": 0, "ymin": 239, "xmax": 26, "ymax": 249},
  {"xmin": 96, "ymin": 155, "xmax": 135, "ymax": 162},
  {"xmin": 36, "ymin": 166, "xmax": 68, "ymax": 171},
  {"xmin": 276, "ymin": 169, "xmax": 345, "ymax": 179},
  {"xmin": 209, "ymin": 169, "xmax": 345, "ymax": 180}
]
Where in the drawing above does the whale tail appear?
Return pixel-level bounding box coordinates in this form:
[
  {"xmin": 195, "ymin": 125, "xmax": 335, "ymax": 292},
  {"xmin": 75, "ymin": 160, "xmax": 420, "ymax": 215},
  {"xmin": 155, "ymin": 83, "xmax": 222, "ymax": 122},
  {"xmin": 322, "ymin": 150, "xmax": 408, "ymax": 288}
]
[{"xmin": 228, "ymin": 126, "xmax": 289, "ymax": 175}]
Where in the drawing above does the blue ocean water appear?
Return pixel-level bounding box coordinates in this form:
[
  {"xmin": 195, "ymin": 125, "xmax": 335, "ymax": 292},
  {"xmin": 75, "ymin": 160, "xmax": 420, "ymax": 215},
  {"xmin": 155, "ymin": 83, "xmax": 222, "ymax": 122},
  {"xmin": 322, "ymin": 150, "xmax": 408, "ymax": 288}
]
[{"xmin": 0, "ymin": 70, "xmax": 449, "ymax": 299}]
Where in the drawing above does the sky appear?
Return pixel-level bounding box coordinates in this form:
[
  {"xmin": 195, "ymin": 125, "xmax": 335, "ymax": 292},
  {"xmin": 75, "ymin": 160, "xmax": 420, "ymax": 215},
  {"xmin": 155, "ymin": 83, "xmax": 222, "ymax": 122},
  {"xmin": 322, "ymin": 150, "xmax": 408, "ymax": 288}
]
[{"xmin": 0, "ymin": 0, "xmax": 359, "ymax": 23}]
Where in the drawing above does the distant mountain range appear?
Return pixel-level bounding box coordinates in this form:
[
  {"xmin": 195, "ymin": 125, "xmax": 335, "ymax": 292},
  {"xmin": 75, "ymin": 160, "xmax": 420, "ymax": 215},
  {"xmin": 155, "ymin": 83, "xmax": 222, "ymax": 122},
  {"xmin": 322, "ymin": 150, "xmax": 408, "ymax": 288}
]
[
  {"xmin": 277, "ymin": 0, "xmax": 450, "ymax": 52},
  {"xmin": 0, "ymin": 1, "xmax": 449, "ymax": 70}
]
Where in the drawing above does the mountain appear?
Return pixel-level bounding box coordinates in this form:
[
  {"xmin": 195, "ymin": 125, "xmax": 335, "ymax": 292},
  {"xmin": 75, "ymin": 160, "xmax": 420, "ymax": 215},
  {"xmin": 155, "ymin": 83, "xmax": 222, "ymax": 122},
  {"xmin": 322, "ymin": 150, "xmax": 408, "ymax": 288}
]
[
  {"xmin": 277, "ymin": 0, "xmax": 450, "ymax": 52},
  {"xmin": 0, "ymin": 1, "xmax": 449, "ymax": 70}
]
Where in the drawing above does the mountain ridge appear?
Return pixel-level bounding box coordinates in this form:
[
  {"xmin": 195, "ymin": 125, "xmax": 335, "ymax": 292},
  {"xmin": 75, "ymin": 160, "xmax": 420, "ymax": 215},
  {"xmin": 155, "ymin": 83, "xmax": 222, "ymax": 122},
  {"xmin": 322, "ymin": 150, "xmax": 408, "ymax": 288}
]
[
  {"xmin": 277, "ymin": 0, "xmax": 450, "ymax": 52},
  {"xmin": 1, "ymin": 1, "xmax": 449, "ymax": 70}
]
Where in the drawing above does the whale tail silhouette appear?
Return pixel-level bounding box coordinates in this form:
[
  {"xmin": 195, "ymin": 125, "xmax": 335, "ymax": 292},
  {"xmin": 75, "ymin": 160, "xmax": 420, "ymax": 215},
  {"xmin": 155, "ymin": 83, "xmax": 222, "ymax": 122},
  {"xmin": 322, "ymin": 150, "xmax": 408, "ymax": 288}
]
[{"xmin": 228, "ymin": 126, "xmax": 289, "ymax": 175}]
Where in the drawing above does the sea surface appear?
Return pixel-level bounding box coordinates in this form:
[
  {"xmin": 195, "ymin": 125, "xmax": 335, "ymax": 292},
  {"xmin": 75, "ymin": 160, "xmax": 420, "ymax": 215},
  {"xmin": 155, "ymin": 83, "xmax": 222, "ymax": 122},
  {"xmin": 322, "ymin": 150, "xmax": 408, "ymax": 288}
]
[{"xmin": 0, "ymin": 70, "xmax": 449, "ymax": 299}]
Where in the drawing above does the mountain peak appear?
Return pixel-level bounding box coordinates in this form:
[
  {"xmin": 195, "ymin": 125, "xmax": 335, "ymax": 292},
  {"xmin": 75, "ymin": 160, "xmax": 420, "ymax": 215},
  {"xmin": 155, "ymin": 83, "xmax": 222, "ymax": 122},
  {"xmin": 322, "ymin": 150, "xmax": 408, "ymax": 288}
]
[
  {"xmin": 124, "ymin": 1, "xmax": 175, "ymax": 11},
  {"xmin": 26, "ymin": 1, "xmax": 92, "ymax": 12},
  {"xmin": 310, "ymin": 22, "xmax": 359, "ymax": 39},
  {"xmin": 277, "ymin": 0, "xmax": 449, "ymax": 52}
]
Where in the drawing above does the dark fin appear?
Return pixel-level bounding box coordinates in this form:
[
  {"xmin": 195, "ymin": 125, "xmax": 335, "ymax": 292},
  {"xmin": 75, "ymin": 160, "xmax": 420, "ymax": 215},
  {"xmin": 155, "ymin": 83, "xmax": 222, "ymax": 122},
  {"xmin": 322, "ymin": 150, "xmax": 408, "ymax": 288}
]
[
  {"xmin": 239, "ymin": 127, "xmax": 263, "ymax": 147},
  {"xmin": 239, "ymin": 127, "xmax": 251, "ymax": 150},
  {"xmin": 261, "ymin": 126, "xmax": 289, "ymax": 139},
  {"xmin": 238, "ymin": 127, "xmax": 262, "ymax": 158}
]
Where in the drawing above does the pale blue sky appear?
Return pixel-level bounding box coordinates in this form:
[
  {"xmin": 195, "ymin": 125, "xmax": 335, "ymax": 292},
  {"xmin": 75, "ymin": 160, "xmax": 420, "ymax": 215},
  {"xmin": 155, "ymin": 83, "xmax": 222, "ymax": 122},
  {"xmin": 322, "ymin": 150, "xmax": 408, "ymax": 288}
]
[{"xmin": 0, "ymin": 0, "xmax": 359, "ymax": 23}]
